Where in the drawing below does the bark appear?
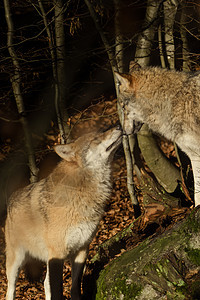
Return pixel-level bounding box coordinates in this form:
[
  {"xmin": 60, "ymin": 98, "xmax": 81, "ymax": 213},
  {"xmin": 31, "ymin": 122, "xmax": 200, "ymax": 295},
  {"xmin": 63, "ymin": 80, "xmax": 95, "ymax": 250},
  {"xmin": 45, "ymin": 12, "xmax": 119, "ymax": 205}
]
[
  {"xmin": 4, "ymin": 0, "xmax": 38, "ymax": 184},
  {"xmin": 95, "ymin": 207, "xmax": 200, "ymax": 300}
]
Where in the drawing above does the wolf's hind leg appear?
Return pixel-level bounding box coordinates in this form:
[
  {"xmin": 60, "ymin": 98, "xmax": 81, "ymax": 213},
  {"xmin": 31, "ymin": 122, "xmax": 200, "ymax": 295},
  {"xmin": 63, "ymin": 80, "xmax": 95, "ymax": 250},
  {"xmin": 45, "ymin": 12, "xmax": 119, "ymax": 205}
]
[
  {"xmin": 6, "ymin": 247, "xmax": 25, "ymax": 300},
  {"xmin": 71, "ymin": 248, "xmax": 88, "ymax": 300}
]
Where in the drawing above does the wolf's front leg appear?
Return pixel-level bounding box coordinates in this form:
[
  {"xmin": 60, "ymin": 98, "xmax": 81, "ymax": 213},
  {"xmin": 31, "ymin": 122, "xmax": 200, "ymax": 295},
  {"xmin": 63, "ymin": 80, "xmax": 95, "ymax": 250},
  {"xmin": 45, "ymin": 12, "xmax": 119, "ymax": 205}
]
[
  {"xmin": 44, "ymin": 258, "xmax": 64, "ymax": 300},
  {"xmin": 6, "ymin": 247, "xmax": 25, "ymax": 300},
  {"xmin": 71, "ymin": 248, "xmax": 88, "ymax": 300}
]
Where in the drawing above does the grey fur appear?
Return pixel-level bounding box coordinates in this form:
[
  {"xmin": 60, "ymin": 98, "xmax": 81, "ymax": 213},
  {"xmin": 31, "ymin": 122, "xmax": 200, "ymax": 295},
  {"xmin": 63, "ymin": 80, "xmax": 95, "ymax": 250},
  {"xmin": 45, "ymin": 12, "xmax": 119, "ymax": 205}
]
[{"xmin": 116, "ymin": 66, "xmax": 200, "ymax": 206}]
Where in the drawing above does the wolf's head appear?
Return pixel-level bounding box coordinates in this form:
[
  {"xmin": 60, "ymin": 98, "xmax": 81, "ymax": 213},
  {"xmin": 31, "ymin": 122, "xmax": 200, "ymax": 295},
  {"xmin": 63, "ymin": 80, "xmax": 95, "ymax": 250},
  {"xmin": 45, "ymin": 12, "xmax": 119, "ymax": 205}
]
[{"xmin": 54, "ymin": 126, "xmax": 122, "ymax": 169}]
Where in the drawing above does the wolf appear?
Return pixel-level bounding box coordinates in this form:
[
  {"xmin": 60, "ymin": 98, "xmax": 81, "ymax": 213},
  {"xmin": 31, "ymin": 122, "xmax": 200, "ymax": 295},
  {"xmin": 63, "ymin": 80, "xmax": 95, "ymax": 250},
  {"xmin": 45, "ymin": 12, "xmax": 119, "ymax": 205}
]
[
  {"xmin": 115, "ymin": 65, "xmax": 200, "ymax": 207},
  {"xmin": 5, "ymin": 126, "xmax": 122, "ymax": 300}
]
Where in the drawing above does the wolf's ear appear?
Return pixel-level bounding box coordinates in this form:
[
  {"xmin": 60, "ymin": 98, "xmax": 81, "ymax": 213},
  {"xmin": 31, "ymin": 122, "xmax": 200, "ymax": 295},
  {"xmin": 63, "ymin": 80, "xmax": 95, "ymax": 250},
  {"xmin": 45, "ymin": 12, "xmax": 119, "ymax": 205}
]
[
  {"xmin": 115, "ymin": 72, "xmax": 132, "ymax": 89},
  {"xmin": 54, "ymin": 144, "xmax": 75, "ymax": 161}
]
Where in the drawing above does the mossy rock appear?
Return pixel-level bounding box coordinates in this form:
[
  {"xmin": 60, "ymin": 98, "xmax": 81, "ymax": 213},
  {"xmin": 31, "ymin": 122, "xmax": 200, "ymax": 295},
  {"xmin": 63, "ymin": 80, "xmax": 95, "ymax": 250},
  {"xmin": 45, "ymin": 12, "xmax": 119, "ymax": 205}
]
[{"xmin": 95, "ymin": 207, "xmax": 200, "ymax": 299}]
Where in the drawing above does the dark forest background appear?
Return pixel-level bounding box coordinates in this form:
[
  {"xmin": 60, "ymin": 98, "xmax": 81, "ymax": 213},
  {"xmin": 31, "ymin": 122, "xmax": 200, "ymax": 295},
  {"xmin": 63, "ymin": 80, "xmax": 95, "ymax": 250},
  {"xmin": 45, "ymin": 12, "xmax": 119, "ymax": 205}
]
[{"xmin": 1, "ymin": 1, "xmax": 200, "ymax": 299}]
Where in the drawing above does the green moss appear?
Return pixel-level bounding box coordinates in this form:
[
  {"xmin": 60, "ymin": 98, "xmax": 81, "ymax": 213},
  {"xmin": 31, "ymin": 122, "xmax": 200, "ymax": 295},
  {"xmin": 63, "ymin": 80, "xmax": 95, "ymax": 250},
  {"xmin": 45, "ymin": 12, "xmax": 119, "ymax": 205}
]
[
  {"xmin": 163, "ymin": 279, "xmax": 186, "ymax": 299},
  {"xmin": 185, "ymin": 248, "xmax": 200, "ymax": 265},
  {"xmin": 166, "ymin": 291, "xmax": 186, "ymax": 300},
  {"xmin": 95, "ymin": 265, "xmax": 113, "ymax": 300},
  {"xmin": 96, "ymin": 268, "xmax": 142, "ymax": 300},
  {"xmin": 155, "ymin": 260, "xmax": 171, "ymax": 278},
  {"xmin": 185, "ymin": 208, "xmax": 200, "ymax": 233},
  {"xmin": 109, "ymin": 276, "xmax": 141, "ymax": 300},
  {"xmin": 95, "ymin": 209, "xmax": 200, "ymax": 299}
]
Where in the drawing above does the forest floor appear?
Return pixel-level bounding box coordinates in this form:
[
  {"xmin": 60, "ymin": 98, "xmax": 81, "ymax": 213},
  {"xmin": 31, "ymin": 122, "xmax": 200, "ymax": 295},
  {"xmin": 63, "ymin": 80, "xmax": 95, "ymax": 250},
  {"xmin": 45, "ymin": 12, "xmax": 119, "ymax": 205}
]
[{"xmin": 0, "ymin": 98, "xmax": 192, "ymax": 299}]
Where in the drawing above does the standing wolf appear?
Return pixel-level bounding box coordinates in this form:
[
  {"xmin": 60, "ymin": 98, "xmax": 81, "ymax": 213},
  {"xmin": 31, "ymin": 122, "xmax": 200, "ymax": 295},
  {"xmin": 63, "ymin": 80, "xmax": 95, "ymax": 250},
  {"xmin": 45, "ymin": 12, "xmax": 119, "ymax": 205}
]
[
  {"xmin": 116, "ymin": 65, "xmax": 200, "ymax": 207},
  {"xmin": 5, "ymin": 126, "xmax": 122, "ymax": 300}
]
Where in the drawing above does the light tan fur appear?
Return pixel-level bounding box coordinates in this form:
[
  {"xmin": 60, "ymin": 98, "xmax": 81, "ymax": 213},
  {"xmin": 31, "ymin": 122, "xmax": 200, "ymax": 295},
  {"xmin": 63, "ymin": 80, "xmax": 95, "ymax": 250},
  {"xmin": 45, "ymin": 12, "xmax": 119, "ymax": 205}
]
[
  {"xmin": 116, "ymin": 66, "xmax": 200, "ymax": 206},
  {"xmin": 5, "ymin": 127, "xmax": 122, "ymax": 300}
]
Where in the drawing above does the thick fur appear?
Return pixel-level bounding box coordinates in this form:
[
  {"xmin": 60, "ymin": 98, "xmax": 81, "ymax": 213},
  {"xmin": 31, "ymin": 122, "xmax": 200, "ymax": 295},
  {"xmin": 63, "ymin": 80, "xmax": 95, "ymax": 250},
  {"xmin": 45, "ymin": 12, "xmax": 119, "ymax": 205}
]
[
  {"xmin": 5, "ymin": 127, "xmax": 122, "ymax": 300},
  {"xmin": 116, "ymin": 66, "xmax": 200, "ymax": 206}
]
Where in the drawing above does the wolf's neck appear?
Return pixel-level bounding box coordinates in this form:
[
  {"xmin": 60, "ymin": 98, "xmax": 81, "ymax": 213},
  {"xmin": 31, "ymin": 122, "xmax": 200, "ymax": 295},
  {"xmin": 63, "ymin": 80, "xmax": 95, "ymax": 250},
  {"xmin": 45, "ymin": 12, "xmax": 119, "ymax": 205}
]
[{"xmin": 49, "ymin": 160, "xmax": 112, "ymax": 191}]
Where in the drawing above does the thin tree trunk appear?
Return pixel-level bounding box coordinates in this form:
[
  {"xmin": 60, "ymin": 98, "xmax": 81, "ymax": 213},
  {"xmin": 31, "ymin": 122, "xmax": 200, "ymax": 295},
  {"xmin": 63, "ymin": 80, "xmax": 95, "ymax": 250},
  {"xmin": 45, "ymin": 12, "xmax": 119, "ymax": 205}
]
[
  {"xmin": 158, "ymin": 22, "xmax": 166, "ymax": 68},
  {"xmin": 135, "ymin": 0, "xmax": 162, "ymax": 67},
  {"xmin": 123, "ymin": 135, "xmax": 140, "ymax": 210},
  {"xmin": 163, "ymin": 0, "xmax": 179, "ymax": 69},
  {"xmin": 180, "ymin": 4, "xmax": 190, "ymax": 71},
  {"xmin": 54, "ymin": 0, "xmax": 70, "ymax": 137},
  {"xmin": 84, "ymin": 0, "xmax": 139, "ymax": 211},
  {"xmin": 38, "ymin": 0, "xmax": 66, "ymax": 144},
  {"xmin": 4, "ymin": 0, "xmax": 38, "ymax": 183},
  {"xmin": 114, "ymin": 0, "xmax": 123, "ymax": 73}
]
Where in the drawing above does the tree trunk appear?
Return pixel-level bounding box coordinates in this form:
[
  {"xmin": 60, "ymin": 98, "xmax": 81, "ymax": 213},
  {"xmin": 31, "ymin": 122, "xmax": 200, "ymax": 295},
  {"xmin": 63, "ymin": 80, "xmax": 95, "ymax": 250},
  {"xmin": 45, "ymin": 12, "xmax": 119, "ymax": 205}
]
[
  {"xmin": 114, "ymin": 0, "xmax": 124, "ymax": 73},
  {"xmin": 135, "ymin": 0, "xmax": 162, "ymax": 67},
  {"xmin": 54, "ymin": 0, "xmax": 70, "ymax": 138},
  {"xmin": 4, "ymin": 0, "xmax": 38, "ymax": 184},
  {"xmin": 38, "ymin": 0, "xmax": 66, "ymax": 144},
  {"xmin": 180, "ymin": 4, "xmax": 190, "ymax": 71},
  {"xmin": 163, "ymin": 0, "xmax": 178, "ymax": 69},
  {"xmin": 95, "ymin": 207, "xmax": 200, "ymax": 299}
]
